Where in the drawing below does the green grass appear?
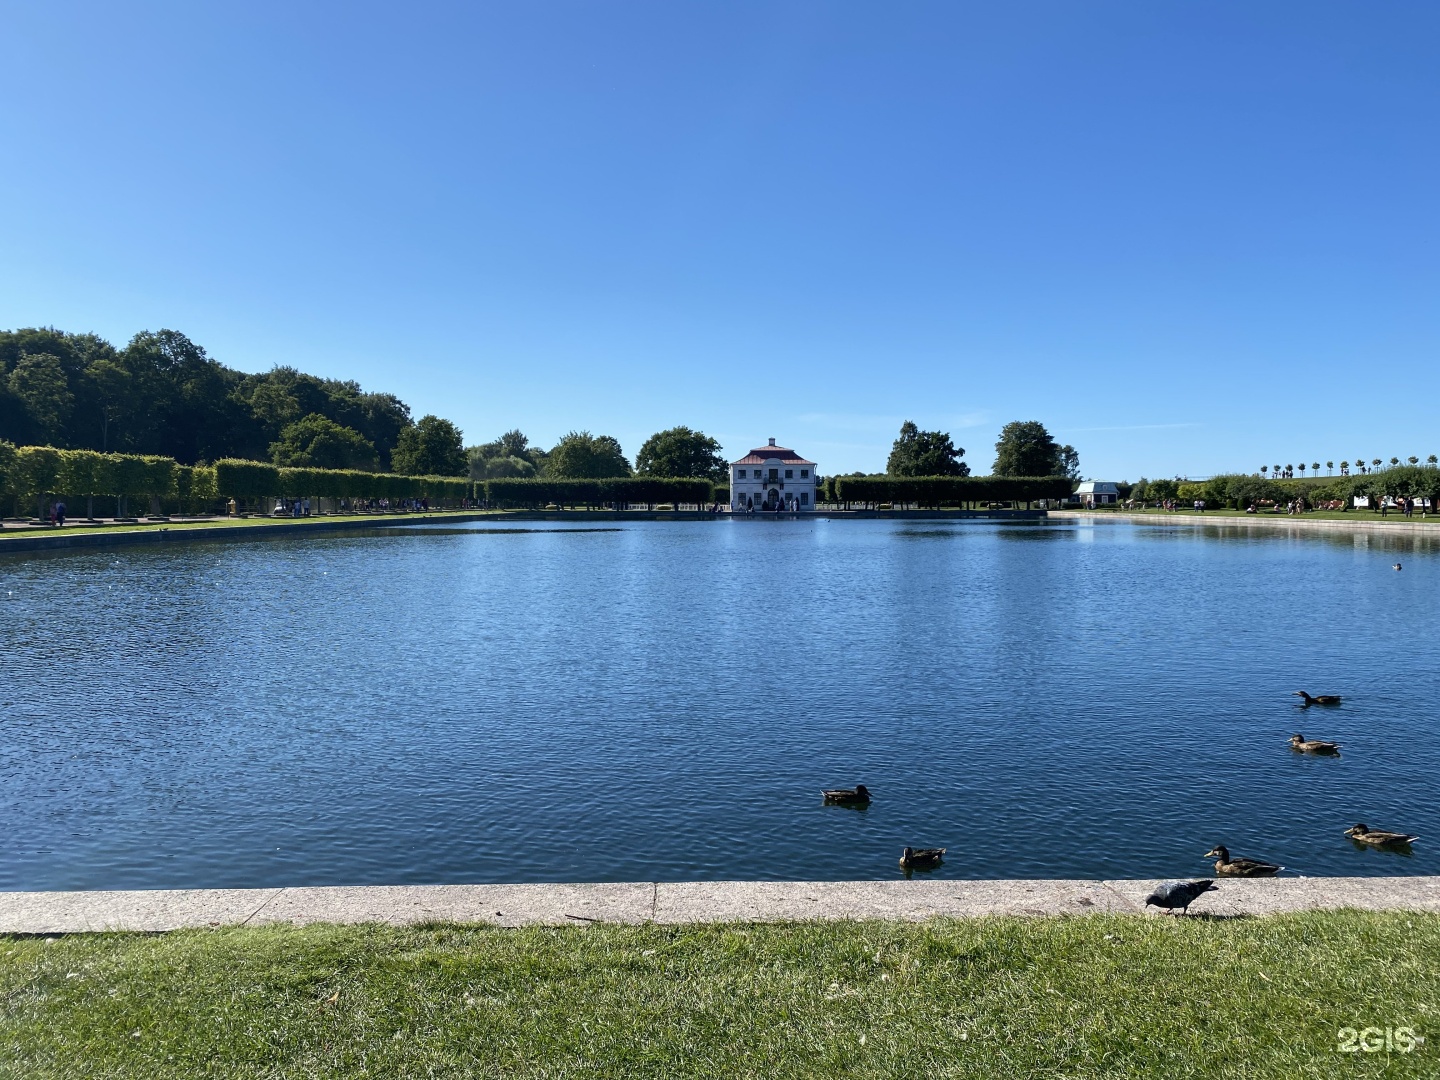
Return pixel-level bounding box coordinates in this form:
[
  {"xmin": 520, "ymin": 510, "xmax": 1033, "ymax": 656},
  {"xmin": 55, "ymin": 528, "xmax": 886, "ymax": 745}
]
[{"xmin": 3, "ymin": 913, "xmax": 1436, "ymax": 1077}]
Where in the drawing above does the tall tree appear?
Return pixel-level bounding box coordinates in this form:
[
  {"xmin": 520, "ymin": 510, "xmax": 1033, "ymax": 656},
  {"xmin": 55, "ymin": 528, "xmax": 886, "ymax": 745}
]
[
  {"xmin": 5, "ymin": 353, "xmax": 72, "ymax": 444},
  {"xmin": 992, "ymin": 420, "xmax": 1074, "ymax": 476},
  {"xmin": 391, "ymin": 415, "xmax": 467, "ymax": 476},
  {"xmin": 635, "ymin": 426, "xmax": 727, "ymax": 480},
  {"xmin": 269, "ymin": 413, "xmax": 380, "ymax": 470},
  {"xmin": 885, "ymin": 421, "xmax": 970, "ymax": 477},
  {"xmin": 547, "ymin": 431, "xmax": 631, "ymax": 478}
]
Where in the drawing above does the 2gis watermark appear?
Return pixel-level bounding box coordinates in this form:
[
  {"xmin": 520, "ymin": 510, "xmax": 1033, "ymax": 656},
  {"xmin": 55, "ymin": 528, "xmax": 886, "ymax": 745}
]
[{"xmin": 1336, "ymin": 1026, "xmax": 1421, "ymax": 1054}]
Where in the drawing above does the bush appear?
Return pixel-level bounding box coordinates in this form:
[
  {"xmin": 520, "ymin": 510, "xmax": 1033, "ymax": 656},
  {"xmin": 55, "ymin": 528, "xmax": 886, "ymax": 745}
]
[
  {"xmin": 831, "ymin": 475, "xmax": 1074, "ymax": 509},
  {"xmin": 215, "ymin": 459, "xmax": 282, "ymax": 502}
]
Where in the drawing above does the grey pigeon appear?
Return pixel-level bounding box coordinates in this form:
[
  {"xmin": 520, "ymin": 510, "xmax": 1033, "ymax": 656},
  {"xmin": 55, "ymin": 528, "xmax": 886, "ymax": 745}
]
[{"xmin": 1145, "ymin": 880, "xmax": 1217, "ymax": 915}]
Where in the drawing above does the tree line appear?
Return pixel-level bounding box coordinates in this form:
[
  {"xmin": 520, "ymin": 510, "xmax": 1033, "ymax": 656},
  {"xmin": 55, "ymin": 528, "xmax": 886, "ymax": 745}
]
[
  {"xmin": 0, "ymin": 326, "xmax": 471, "ymax": 473},
  {"xmin": 1130, "ymin": 465, "xmax": 1440, "ymax": 510}
]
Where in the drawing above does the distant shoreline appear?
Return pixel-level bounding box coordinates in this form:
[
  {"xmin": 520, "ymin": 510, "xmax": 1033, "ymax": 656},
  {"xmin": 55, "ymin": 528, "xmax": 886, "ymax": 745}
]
[
  {"xmin": 1051, "ymin": 509, "xmax": 1440, "ymax": 533},
  {"xmin": 0, "ymin": 508, "xmax": 1048, "ymax": 554}
]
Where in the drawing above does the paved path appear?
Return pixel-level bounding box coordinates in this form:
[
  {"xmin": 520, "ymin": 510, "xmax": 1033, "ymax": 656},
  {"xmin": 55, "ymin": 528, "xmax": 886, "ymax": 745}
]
[{"xmin": 2, "ymin": 877, "xmax": 1436, "ymax": 933}]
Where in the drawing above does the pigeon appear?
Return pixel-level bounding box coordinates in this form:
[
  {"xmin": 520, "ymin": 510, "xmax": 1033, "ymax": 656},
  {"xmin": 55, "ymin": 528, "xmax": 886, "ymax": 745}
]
[{"xmin": 1145, "ymin": 880, "xmax": 1217, "ymax": 915}]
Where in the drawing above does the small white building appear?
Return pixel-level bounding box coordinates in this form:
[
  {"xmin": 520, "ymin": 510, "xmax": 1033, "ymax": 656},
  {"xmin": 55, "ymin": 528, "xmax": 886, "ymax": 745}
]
[
  {"xmin": 1074, "ymin": 481, "xmax": 1120, "ymax": 508},
  {"xmin": 731, "ymin": 439, "xmax": 817, "ymax": 512}
]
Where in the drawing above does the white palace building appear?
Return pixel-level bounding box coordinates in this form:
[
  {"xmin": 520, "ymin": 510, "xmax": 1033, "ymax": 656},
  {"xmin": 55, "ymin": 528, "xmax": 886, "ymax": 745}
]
[{"xmin": 731, "ymin": 438, "xmax": 817, "ymax": 512}]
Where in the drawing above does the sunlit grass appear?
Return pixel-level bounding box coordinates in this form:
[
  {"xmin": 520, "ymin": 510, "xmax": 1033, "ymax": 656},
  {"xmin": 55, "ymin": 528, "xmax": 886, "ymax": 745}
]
[{"xmin": 3, "ymin": 912, "xmax": 1435, "ymax": 1078}]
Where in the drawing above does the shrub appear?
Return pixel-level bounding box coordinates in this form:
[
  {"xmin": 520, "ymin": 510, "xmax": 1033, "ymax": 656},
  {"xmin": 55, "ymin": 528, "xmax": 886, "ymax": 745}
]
[{"xmin": 215, "ymin": 459, "xmax": 282, "ymax": 502}]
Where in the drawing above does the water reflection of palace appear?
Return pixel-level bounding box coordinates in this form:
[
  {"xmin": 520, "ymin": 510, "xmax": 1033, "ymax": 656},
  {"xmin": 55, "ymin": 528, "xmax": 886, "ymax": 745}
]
[{"xmin": 730, "ymin": 438, "xmax": 817, "ymax": 512}]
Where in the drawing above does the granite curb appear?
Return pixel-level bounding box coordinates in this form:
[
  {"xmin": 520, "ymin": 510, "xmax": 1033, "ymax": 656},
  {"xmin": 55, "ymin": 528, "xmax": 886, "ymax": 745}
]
[{"xmin": 2, "ymin": 877, "xmax": 1436, "ymax": 933}]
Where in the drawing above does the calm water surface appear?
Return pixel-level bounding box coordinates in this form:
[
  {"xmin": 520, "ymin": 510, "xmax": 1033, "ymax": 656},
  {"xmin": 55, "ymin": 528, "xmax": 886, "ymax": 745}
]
[{"xmin": 3, "ymin": 518, "xmax": 1438, "ymax": 889}]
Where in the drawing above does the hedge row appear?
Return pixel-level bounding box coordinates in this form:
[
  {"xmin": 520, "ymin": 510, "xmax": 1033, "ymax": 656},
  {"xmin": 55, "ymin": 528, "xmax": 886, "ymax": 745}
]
[
  {"xmin": 216, "ymin": 461, "xmax": 471, "ymax": 502},
  {"xmin": 485, "ymin": 477, "xmax": 715, "ymax": 509},
  {"xmin": 0, "ymin": 446, "xmax": 215, "ymax": 504},
  {"xmin": 0, "ymin": 446, "xmax": 474, "ymax": 510},
  {"xmin": 827, "ymin": 475, "xmax": 1076, "ymax": 507}
]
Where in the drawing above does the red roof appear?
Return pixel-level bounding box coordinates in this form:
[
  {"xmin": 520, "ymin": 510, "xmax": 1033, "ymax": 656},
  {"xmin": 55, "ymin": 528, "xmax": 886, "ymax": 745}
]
[{"xmin": 732, "ymin": 444, "xmax": 815, "ymax": 466}]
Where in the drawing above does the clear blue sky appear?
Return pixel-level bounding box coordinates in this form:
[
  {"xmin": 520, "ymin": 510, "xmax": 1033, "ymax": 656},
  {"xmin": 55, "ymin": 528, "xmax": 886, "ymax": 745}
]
[{"xmin": 3, "ymin": 1, "xmax": 1438, "ymax": 478}]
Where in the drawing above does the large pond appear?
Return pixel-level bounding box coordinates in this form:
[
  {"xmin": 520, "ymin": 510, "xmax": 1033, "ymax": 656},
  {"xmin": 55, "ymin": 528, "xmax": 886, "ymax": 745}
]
[{"xmin": 3, "ymin": 518, "xmax": 1438, "ymax": 890}]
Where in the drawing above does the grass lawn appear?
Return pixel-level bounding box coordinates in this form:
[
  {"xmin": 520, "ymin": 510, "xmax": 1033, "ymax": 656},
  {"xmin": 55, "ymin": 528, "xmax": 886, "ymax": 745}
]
[{"xmin": 3, "ymin": 912, "xmax": 1436, "ymax": 1078}]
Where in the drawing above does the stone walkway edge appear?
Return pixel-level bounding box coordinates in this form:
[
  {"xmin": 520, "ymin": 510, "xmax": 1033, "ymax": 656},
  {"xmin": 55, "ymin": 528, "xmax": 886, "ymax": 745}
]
[{"xmin": 3, "ymin": 878, "xmax": 1437, "ymax": 933}]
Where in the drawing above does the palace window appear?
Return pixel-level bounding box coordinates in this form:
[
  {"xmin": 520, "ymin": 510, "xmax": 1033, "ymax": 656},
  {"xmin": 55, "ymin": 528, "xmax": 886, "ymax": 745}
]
[
  {"xmin": 800, "ymin": 470, "xmax": 809, "ymax": 478},
  {"xmin": 801, "ymin": 492, "xmax": 809, "ymax": 504},
  {"xmin": 785, "ymin": 469, "xmax": 793, "ymax": 479},
  {"xmin": 737, "ymin": 469, "xmax": 746, "ymax": 479}
]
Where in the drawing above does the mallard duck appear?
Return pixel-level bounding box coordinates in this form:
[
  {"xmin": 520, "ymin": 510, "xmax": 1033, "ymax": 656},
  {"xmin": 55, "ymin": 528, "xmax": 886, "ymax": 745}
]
[
  {"xmin": 1204, "ymin": 845, "xmax": 1282, "ymax": 877},
  {"xmin": 1294, "ymin": 691, "xmax": 1342, "ymax": 706},
  {"xmin": 1344, "ymin": 823, "xmax": 1418, "ymax": 847},
  {"xmin": 821, "ymin": 784, "xmax": 871, "ymax": 805},
  {"xmin": 1145, "ymin": 879, "xmax": 1217, "ymax": 915},
  {"xmin": 1290, "ymin": 733, "xmax": 1341, "ymax": 755},
  {"xmin": 899, "ymin": 846, "xmax": 945, "ymax": 869}
]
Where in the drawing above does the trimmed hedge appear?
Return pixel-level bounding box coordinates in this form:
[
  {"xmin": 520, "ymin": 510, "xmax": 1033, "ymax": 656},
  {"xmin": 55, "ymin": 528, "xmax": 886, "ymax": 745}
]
[
  {"xmin": 215, "ymin": 459, "xmax": 281, "ymax": 501},
  {"xmin": 484, "ymin": 477, "xmax": 713, "ymax": 509},
  {"xmin": 831, "ymin": 475, "xmax": 1075, "ymax": 508},
  {"xmin": 2, "ymin": 447, "xmax": 476, "ymax": 514}
]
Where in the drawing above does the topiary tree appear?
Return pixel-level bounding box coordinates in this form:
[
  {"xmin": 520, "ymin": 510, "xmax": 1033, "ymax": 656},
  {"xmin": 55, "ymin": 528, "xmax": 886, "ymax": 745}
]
[
  {"xmin": 14, "ymin": 446, "xmax": 64, "ymax": 519},
  {"xmin": 60, "ymin": 449, "xmax": 106, "ymax": 519}
]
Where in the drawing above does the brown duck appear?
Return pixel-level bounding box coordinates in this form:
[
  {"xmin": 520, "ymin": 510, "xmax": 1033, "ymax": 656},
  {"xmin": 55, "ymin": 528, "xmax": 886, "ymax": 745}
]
[
  {"xmin": 1344, "ymin": 824, "xmax": 1418, "ymax": 847},
  {"xmin": 1204, "ymin": 845, "xmax": 1282, "ymax": 877},
  {"xmin": 1289, "ymin": 734, "xmax": 1341, "ymax": 755},
  {"xmin": 899, "ymin": 846, "xmax": 945, "ymax": 870},
  {"xmin": 1294, "ymin": 691, "xmax": 1341, "ymax": 706}
]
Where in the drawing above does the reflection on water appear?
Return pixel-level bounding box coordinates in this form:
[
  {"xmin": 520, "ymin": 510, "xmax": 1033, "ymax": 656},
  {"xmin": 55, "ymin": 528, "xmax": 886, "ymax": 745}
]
[{"xmin": 1, "ymin": 518, "xmax": 1437, "ymax": 889}]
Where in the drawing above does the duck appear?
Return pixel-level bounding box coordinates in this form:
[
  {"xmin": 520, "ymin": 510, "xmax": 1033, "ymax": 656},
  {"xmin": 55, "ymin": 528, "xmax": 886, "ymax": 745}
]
[
  {"xmin": 1344, "ymin": 823, "xmax": 1419, "ymax": 847},
  {"xmin": 1393, "ymin": 563, "xmax": 1403, "ymax": 571},
  {"xmin": 899, "ymin": 846, "xmax": 945, "ymax": 870},
  {"xmin": 1145, "ymin": 879, "xmax": 1217, "ymax": 916},
  {"xmin": 1204, "ymin": 845, "xmax": 1282, "ymax": 877},
  {"xmin": 821, "ymin": 784, "xmax": 871, "ymax": 805},
  {"xmin": 1293, "ymin": 691, "xmax": 1342, "ymax": 706},
  {"xmin": 1289, "ymin": 733, "xmax": 1341, "ymax": 755}
]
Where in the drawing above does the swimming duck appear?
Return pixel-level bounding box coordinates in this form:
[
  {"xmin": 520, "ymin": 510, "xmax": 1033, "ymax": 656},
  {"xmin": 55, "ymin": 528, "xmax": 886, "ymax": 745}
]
[
  {"xmin": 1289, "ymin": 734, "xmax": 1341, "ymax": 755},
  {"xmin": 1344, "ymin": 824, "xmax": 1418, "ymax": 847},
  {"xmin": 899, "ymin": 846, "xmax": 945, "ymax": 869},
  {"xmin": 1204, "ymin": 845, "xmax": 1282, "ymax": 877},
  {"xmin": 1393, "ymin": 563, "xmax": 1403, "ymax": 571},
  {"xmin": 1145, "ymin": 879, "xmax": 1217, "ymax": 916},
  {"xmin": 1294, "ymin": 691, "xmax": 1342, "ymax": 706},
  {"xmin": 822, "ymin": 784, "xmax": 871, "ymax": 805}
]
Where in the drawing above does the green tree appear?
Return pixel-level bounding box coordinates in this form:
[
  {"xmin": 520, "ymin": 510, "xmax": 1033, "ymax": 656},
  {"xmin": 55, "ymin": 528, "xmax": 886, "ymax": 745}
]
[
  {"xmin": 992, "ymin": 421, "xmax": 1071, "ymax": 476},
  {"xmin": 635, "ymin": 426, "xmax": 727, "ymax": 480},
  {"xmin": 885, "ymin": 421, "xmax": 970, "ymax": 477},
  {"xmin": 1326, "ymin": 461, "xmax": 1334, "ymax": 474},
  {"xmin": 1428, "ymin": 455, "xmax": 1438, "ymax": 467},
  {"xmin": 1408, "ymin": 456, "xmax": 1419, "ymax": 467},
  {"xmin": 547, "ymin": 431, "xmax": 632, "ymax": 478},
  {"xmin": 7, "ymin": 353, "xmax": 73, "ymax": 443},
  {"xmin": 391, "ymin": 415, "xmax": 467, "ymax": 476},
  {"xmin": 269, "ymin": 413, "xmax": 380, "ymax": 470},
  {"xmin": 480, "ymin": 455, "xmax": 536, "ymax": 479}
]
